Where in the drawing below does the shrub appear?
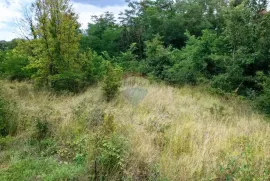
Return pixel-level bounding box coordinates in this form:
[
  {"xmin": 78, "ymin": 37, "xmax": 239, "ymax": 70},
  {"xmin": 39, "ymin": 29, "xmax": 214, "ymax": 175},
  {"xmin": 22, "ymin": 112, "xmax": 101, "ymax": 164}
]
[
  {"xmin": 144, "ymin": 35, "xmax": 174, "ymax": 80},
  {"xmin": 164, "ymin": 59, "xmax": 198, "ymax": 85},
  {"xmin": 80, "ymin": 49, "xmax": 106, "ymax": 84},
  {"xmin": 97, "ymin": 134, "xmax": 128, "ymax": 179},
  {"xmin": 1, "ymin": 50, "xmax": 33, "ymax": 81},
  {"xmin": 216, "ymin": 145, "xmax": 270, "ymax": 180},
  {"xmin": 256, "ymin": 75, "xmax": 270, "ymax": 114},
  {"xmin": 49, "ymin": 72, "xmax": 86, "ymax": 93},
  {"xmin": 33, "ymin": 119, "xmax": 50, "ymax": 141},
  {"xmin": 102, "ymin": 62, "xmax": 123, "ymax": 101},
  {"xmin": 0, "ymin": 96, "xmax": 17, "ymax": 137},
  {"xmin": 88, "ymin": 114, "xmax": 129, "ymax": 180},
  {"xmin": 211, "ymin": 65, "xmax": 245, "ymax": 93},
  {"xmin": 116, "ymin": 43, "xmax": 140, "ymax": 73}
]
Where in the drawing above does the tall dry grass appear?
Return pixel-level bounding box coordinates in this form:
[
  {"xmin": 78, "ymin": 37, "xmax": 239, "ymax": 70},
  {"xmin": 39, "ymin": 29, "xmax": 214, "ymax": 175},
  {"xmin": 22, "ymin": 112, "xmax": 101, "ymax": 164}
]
[{"xmin": 1, "ymin": 77, "xmax": 270, "ymax": 180}]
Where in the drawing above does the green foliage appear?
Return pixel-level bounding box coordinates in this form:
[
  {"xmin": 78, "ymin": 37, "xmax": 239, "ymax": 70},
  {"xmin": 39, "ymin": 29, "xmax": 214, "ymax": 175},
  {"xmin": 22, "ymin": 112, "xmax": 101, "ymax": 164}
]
[
  {"xmin": 1, "ymin": 50, "xmax": 32, "ymax": 80},
  {"xmin": 0, "ymin": 50, "xmax": 5, "ymax": 75},
  {"xmin": 33, "ymin": 119, "xmax": 50, "ymax": 141},
  {"xmin": 80, "ymin": 49, "xmax": 106, "ymax": 83},
  {"xmin": 81, "ymin": 12, "xmax": 121, "ymax": 56},
  {"xmin": 0, "ymin": 96, "xmax": 17, "ymax": 137},
  {"xmin": 49, "ymin": 72, "xmax": 86, "ymax": 93},
  {"xmin": 102, "ymin": 62, "xmax": 123, "ymax": 101},
  {"xmin": 0, "ymin": 158, "xmax": 86, "ymax": 181},
  {"xmin": 97, "ymin": 134, "xmax": 128, "ymax": 179},
  {"xmin": 21, "ymin": 0, "xmax": 81, "ymax": 88},
  {"xmin": 216, "ymin": 146, "xmax": 270, "ymax": 180},
  {"xmin": 0, "ymin": 136, "xmax": 14, "ymax": 151},
  {"xmin": 116, "ymin": 43, "xmax": 140, "ymax": 73},
  {"xmin": 255, "ymin": 72, "xmax": 270, "ymax": 114},
  {"xmin": 90, "ymin": 114, "xmax": 129, "ymax": 180},
  {"xmin": 1, "ymin": 0, "xmax": 270, "ymax": 114},
  {"xmin": 164, "ymin": 54, "xmax": 198, "ymax": 85},
  {"xmin": 144, "ymin": 35, "xmax": 174, "ymax": 79},
  {"xmin": 57, "ymin": 138, "xmax": 87, "ymax": 164}
]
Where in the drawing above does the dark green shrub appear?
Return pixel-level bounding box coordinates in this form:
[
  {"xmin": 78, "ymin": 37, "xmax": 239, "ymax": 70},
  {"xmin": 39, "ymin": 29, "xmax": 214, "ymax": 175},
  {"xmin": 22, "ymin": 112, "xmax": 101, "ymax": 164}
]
[
  {"xmin": 256, "ymin": 73, "xmax": 270, "ymax": 115},
  {"xmin": 144, "ymin": 35, "xmax": 174, "ymax": 80},
  {"xmin": 165, "ymin": 59, "xmax": 198, "ymax": 85},
  {"xmin": 33, "ymin": 119, "xmax": 50, "ymax": 141},
  {"xmin": 0, "ymin": 97, "xmax": 17, "ymax": 137},
  {"xmin": 49, "ymin": 72, "xmax": 86, "ymax": 93},
  {"xmin": 80, "ymin": 49, "xmax": 106, "ymax": 84},
  {"xmin": 1, "ymin": 51, "xmax": 33, "ymax": 81},
  {"xmin": 102, "ymin": 62, "xmax": 122, "ymax": 101},
  {"xmin": 116, "ymin": 43, "xmax": 140, "ymax": 73}
]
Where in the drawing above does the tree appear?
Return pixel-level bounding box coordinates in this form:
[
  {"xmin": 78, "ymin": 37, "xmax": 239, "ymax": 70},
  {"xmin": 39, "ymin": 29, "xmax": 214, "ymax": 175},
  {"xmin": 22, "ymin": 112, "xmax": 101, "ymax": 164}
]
[
  {"xmin": 22, "ymin": 0, "xmax": 81, "ymax": 88},
  {"xmin": 81, "ymin": 12, "xmax": 121, "ymax": 57}
]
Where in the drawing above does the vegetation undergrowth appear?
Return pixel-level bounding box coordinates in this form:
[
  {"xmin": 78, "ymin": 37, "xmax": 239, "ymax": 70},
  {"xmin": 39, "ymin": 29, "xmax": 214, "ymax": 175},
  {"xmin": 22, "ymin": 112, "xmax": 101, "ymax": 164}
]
[{"xmin": 0, "ymin": 77, "xmax": 270, "ymax": 180}]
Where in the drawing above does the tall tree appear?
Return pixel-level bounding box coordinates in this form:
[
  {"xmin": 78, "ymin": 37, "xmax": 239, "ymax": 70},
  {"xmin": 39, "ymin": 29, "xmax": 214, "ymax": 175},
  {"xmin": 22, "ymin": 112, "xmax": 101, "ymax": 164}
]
[
  {"xmin": 81, "ymin": 12, "xmax": 121, "ymax": 57},
  {"xmin": 22, "ymin": 0, "xmax": 81, "ymax": 86}
]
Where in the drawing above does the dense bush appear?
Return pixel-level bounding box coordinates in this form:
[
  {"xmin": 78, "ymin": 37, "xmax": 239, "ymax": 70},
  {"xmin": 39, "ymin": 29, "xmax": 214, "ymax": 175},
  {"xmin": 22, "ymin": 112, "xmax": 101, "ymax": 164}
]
[
  {"xmin": 1, "ymin": 0, "xmax": 270, "ymax": 114},
  {"xmin": 0, "ymin": 48, "xmax": 34, "ymax": 81},
  {"xmin": 115, "ymin": 43, "xmax": 140, "ymax": 73},
  {"xmin": 80, "ymin": 49, "xmax": 106, "ymax": 83},
  {"xmin": 102, "ymin": 62, "xmax": 123, "ymax": 101},
  {"xmin": 49, "ymin": 72, "xmax": 86, "ymax": 93},
  {"xmin": 143, "ymin": 35, "xmax": 175, "ymax": 80},
  {"xmin": 165, "ymin": 59, "xmax": 198, "ymax": 85},
  {"xmin": 255, "ymin": 73, "xmax": 270, "ymax": 114},
  {"xmin": 1, "ymin": 51, "xmax": 32, "ymax": 80}
]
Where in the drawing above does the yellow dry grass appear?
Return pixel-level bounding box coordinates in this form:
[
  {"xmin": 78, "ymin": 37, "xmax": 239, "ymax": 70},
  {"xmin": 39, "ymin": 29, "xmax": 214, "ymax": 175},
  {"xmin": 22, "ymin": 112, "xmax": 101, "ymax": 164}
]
[{"xmin": 1, "ymin": 77, "xmax": 270, "ymax": 180}]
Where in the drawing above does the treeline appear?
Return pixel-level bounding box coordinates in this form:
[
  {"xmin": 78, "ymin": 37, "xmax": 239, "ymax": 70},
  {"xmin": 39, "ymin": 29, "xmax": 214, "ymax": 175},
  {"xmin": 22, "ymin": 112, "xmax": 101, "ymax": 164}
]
[{"xmin": 1, "ymin": 0, "xmax": 270, "ymax": 112}]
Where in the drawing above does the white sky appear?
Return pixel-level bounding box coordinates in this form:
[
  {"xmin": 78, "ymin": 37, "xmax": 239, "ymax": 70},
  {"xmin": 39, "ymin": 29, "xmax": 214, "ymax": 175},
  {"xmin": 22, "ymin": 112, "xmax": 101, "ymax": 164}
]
[{"xmin": 0, "ymin": 0, "xmax": 127, "ymax": 41}]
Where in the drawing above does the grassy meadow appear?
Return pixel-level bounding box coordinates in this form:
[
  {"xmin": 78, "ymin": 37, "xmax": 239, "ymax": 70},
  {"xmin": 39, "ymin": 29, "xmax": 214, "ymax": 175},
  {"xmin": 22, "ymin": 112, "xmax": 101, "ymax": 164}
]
[{"xmin": 1, "ymin": 77, "xmax": 270, "ymax": 180}]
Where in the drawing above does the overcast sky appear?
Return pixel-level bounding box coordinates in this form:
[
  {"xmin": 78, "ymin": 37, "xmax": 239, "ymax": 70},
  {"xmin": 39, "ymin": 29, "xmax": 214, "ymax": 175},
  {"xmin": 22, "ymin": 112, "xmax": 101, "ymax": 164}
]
[{"xmin": 0, "ymin": 0, "xmax": 128, "ymax": 41}]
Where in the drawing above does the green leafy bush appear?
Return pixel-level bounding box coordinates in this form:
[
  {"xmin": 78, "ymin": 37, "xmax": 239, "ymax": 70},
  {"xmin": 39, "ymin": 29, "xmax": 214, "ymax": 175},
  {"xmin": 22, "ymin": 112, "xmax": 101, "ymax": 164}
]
[
  {"xmin": 0, "ymin": 50, "xmax": 32, "ymax": 80},
  {"xmin": 102, "ymin": 62, "xmax": 123, "ymax": 101},
  {"xmin": 255, "ymin": 73, "xmax": 270, "ymax": 114},
  {"xmin": 80, "ymin": 49, "xmax": 106, "ymax": 84},
  {"xmin": 165, "ymin": 59, "xmax": 198, "ymax": 85},
  {"xmin": 49, "ymin": 72, "xmax": 86, "ymax": 93},
  {"xmin": 144, "ymin": 35, "xmax": 174, "ymax": 79},
  {"xmin": 116, "ymin": 43, "xmax": 140, "ymax": 73},
  {"xmin": 97, "ymin": 134, "xmax": 128, "ymax": 179}
]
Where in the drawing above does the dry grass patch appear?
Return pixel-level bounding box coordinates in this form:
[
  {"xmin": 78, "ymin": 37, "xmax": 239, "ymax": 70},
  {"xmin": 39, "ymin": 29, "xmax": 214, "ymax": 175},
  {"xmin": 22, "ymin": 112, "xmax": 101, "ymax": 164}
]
[{"xmin": 1, "ymin": 77, "xmax": 270, "ymax": 180}]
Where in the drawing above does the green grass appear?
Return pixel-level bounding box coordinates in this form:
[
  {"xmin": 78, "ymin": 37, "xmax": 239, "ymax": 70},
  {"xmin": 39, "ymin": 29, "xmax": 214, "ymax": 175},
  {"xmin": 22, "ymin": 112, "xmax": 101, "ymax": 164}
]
[{"xmin": 0, "ymin": 157, "xmax": 86, "ymax": 181}]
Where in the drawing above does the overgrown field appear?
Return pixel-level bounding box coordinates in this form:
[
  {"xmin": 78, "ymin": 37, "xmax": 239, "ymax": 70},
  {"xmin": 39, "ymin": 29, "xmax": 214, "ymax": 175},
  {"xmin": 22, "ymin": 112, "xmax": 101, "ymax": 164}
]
[{"xmin": 1, "ymin": 77, "xmax": 270, "ymax": 180}]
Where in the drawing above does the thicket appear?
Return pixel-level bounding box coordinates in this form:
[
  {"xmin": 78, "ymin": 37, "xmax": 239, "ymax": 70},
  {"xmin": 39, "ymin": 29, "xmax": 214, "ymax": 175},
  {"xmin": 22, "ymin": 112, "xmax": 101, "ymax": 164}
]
[
  {"xmin": 1, "ymin": 0, "xmax": 270, "ymax": 110},
  {"xmin": 0, "ymin": 96, "xmax": 17, "ymax": 137}
]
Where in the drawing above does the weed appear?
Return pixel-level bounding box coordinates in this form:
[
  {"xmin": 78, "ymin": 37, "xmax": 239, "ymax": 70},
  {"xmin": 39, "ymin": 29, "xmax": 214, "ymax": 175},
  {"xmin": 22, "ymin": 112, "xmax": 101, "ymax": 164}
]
[
  {"xmin": 33, "ymin": 119, "xmax": 50, "ymax": 141},
  {"xmin": 0, "ymin": 96, "xmax": 17, "ymax": 137}
]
